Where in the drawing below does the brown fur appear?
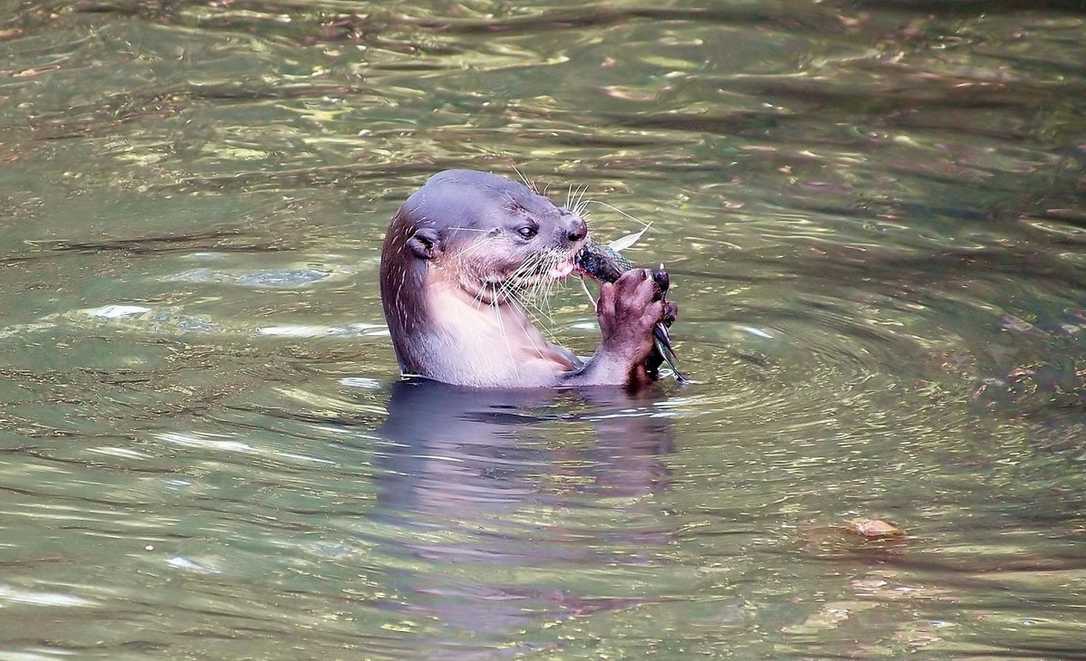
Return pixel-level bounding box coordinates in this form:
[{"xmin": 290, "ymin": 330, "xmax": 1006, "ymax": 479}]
[{"xmin": 379, "ymin": 170, "xmax": 673, "ymax": 389}]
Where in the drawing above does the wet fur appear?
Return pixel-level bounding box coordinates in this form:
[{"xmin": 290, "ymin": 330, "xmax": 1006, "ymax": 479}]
[{"xmin": 379, "ymin": 169, "xmax": 671, "ymax": 389}]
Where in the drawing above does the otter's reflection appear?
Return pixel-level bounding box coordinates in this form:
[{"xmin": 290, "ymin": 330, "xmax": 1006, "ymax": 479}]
[{"xmin": 371, "ymin": 379, "xmax": 675, "ymax": 646}]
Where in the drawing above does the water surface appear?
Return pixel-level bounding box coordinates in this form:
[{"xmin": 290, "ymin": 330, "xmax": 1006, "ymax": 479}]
[{"xmin": 1, "ymin": 0, "xmax": 1085, "ymax": 658}]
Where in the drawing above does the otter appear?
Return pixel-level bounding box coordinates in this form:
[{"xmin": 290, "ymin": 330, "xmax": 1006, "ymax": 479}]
[{"xmin": 379, "ymin": 169, "xmax": 677, "ymax": 388}]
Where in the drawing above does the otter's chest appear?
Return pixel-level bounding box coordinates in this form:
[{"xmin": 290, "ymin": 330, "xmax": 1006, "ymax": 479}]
[{"xmin": 424, "ymin": 286, "xmax": 571, "ymax": 387}]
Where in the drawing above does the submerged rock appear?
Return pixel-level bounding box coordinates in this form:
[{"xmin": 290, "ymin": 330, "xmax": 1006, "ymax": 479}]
[
  {"xmin": 844, "ymin": 518, "xmax": 904, "ymax": 539},
  {"xmin": 167, "ymin": 267, "xmax": 334, "ymax": 289}
]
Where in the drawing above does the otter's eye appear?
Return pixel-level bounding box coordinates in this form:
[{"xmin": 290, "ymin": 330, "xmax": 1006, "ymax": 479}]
[{"xmin": 517, "ymin": 226, "xmax": 537, "ymax": 240}]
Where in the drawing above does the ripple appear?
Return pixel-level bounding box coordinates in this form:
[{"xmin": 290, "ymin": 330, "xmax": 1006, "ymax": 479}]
[
  {"xmin": 256, "ymin": 323, "xmax": 387, "ymax": 338},
  {"xmin": 153, "ymin": 431, "xmax": 336, "ymax": 467},
  {"xmin": 82, "ymin": 304, "xmax": 151, "ymax": 319},
  {"xmin": 0, "ymin": 584, "xmax": 99, "ymax": 608},
  {"xmin": 165, "ymin": 556, "xmax": 221, "ymax": 575}
]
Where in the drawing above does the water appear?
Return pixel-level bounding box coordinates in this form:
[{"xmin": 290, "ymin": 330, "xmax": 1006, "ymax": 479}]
[{"xmin": 2, "ymin": 1, "xmax": 1085, "ymax": 657}]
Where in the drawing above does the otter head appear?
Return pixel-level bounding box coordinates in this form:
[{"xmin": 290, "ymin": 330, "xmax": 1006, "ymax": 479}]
[
  {"xmin": 404, "ymin": 170, "xmax": 587, "ymax": 303},
  {"xmin": 379, "ymin": 169, "xmax": 589, "ymax": 372}
]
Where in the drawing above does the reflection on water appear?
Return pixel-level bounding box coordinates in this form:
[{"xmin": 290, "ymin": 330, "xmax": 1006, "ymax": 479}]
[
  {"xmin": 1, "ymin": 0, "xmax": 1085, "ymax": 657},
  {"xmin": 373, "ymin": 381, "xmax": 675, "ymax": 655}
]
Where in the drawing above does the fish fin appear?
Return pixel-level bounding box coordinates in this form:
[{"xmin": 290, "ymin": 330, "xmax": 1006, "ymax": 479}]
[{"xmin": 608, "ymin": 223, "xmax": 652, "ymax": 253}]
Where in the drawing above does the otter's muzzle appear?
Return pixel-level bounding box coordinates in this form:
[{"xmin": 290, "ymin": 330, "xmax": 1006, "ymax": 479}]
[{"xmin": 560, "ymin": 216, "xmax": 588, "ymax": 245}]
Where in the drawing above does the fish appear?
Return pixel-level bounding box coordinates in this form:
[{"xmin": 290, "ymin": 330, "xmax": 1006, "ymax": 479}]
[{"xmin": 576, "ymin": 239, "xmax": 688, "ymax": 383}]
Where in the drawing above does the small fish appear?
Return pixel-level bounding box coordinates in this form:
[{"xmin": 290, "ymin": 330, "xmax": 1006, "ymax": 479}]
[{"xmin": 576, "ymin": 239, "xmax": 687, "ymax": 383}]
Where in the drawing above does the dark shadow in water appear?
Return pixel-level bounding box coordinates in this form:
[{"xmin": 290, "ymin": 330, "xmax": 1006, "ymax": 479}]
[
  {"xmin": 844, "ymin": 0, "xmax": 1086, "ymax": 14},
  {"xmin": 369, "ymin": 378, "xmax": 675, "ymax": 649}
]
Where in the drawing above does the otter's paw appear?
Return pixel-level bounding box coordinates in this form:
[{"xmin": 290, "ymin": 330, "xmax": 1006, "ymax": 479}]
[{"xmin": 597, "ymin": 268, "xmax": 670, "ymax": 361}]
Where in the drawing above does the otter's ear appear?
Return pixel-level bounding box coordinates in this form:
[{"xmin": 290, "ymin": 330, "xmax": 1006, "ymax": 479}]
[{"xmin": 407, "ymin": 228, "xmax": 440, "ymax": 260}]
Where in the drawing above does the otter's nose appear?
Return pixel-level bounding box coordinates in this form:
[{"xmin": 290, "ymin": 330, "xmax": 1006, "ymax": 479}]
[{"xmin": 565, "ymin": 217, "xmax": 588, "ymax": 243}]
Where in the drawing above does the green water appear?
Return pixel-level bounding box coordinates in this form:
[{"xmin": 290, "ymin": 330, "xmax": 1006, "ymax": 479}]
[{"xmin": 2, "ymin": 1, "xmax": 1086, "ymax": 658}]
